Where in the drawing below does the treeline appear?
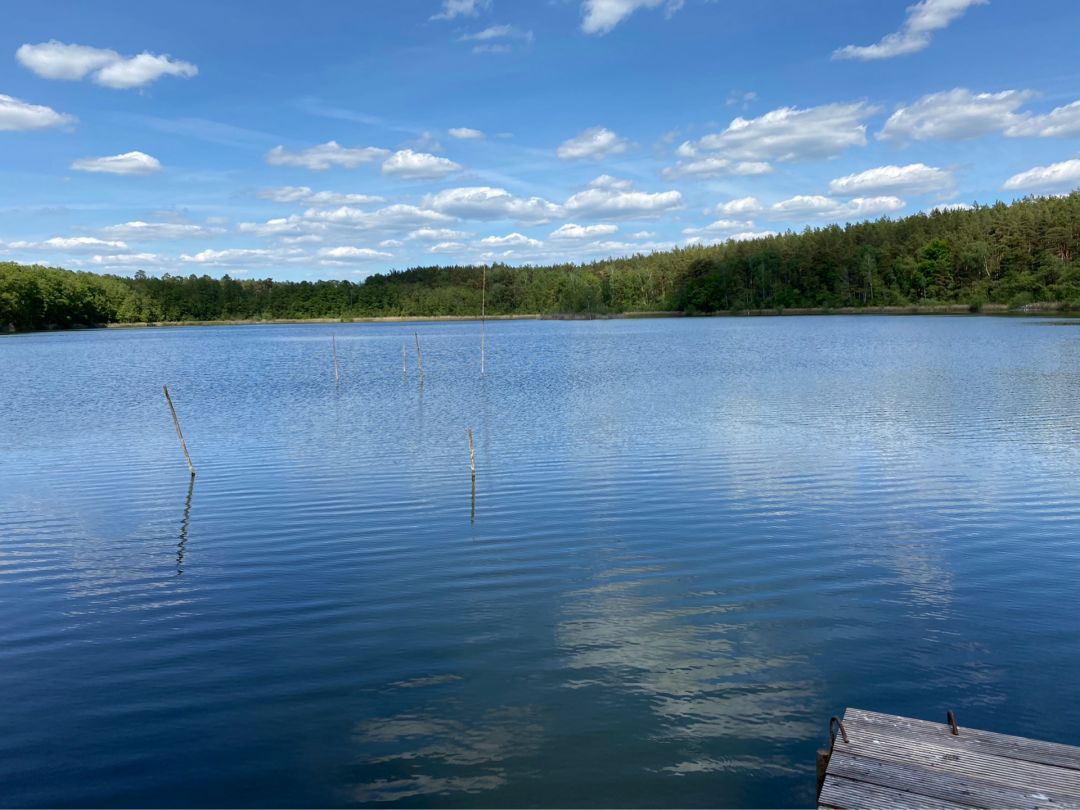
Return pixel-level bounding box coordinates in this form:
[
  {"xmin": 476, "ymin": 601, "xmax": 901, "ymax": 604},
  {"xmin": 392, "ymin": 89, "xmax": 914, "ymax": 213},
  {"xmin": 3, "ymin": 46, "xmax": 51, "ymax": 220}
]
[{"xmin": 2, "ymin": 192, "xmax": 1078, "ymax": 332}]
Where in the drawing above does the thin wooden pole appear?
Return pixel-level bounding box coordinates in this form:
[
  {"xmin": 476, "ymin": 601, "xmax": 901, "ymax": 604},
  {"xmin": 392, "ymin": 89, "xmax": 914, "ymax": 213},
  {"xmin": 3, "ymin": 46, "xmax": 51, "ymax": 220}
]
[
  {"xmin": 401, "ymin": 341, "xmax": 408, "ymax": 377},
  {"xmin": 332, "ymin": 335, "xmax": 341, "ymax": 384},
  {"xmin": 163, "ymin": 385, "xmax": 196, "ymax": 477},
  {"xmin": 480, "ymin": 266, "xmax": 486, "ymax": 376},
  {"xmin": 414, "ymin": 332, "xmax": 425, "ymax": 383},
  {"xmin": 467, "ymin": 426, "xmax": 476, "ymax": 479}
]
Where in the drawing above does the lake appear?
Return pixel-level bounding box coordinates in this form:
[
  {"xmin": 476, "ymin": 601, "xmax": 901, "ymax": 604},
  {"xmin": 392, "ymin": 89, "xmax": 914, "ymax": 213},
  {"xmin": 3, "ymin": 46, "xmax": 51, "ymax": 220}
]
[{"xmin": 2, "ymin": 316, "xmax": 1079, "ymax": 808}]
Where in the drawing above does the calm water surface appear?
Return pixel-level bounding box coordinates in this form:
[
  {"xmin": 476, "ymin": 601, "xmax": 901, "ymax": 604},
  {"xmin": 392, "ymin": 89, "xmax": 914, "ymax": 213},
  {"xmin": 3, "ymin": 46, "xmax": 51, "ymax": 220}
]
[{"xmin": 2, "ymin": 316, "xmax": 1079, "ymax": 808}]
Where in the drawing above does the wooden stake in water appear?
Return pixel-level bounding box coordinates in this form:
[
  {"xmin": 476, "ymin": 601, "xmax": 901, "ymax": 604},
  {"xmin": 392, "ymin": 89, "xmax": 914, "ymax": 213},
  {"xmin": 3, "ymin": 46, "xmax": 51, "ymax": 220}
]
[
  {"xmin": 332, "ymin": 335, "xmax": 341, "ymax": 384},
  {"xmin": 414, "ymin": 332, "xmax": 425, "ymax": 384},
  {"xmin": 480, "ymin": 265, "xmax": 486, "ymax": 377},
  {"xmin": 401, "ymin": 341, "xmax": 408, "ymax": 377},
  {"xmin": 163, "ymin": 384, "xmax": 196, "ymax": 477},
  {"xmin": 467, "ymin": 426, "xmax": 476, "ymax": 479}
]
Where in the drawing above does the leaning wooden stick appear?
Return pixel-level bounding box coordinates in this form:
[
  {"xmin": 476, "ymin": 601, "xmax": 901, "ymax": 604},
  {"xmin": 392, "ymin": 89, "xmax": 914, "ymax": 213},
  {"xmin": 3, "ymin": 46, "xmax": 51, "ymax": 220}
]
[
  {"xmin": 163, "ymin": 385, "xmax": 196, "ymax": 477},
  {"xmin": 467, "ymin": 426, "xmax": 476, "ymax": 479},
  {"xmin": 480, "ymin": 266, "xmax": 486, "ymax": 377},
  {"xmin": 414, "ymin": 332, "xmax": 425, "ymax": 383},
  {"xmin": 332, "ymin": 335, "xmax": 341, "ymax": 384}
]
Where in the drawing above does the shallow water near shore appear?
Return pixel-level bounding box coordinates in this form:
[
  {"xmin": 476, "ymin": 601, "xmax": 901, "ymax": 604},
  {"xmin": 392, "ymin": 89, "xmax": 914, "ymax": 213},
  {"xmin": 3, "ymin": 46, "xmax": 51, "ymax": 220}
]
[{"xmin": 2, "ymin": 316, "xmax": 1079, "ymax": 808}]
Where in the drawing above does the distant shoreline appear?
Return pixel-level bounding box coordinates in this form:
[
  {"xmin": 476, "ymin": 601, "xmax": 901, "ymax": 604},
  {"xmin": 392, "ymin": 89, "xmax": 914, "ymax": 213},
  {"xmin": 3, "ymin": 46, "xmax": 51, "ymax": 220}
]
[{"xmin": 5, "ymin": 304, "xmax": 1080, "ymax": 336}]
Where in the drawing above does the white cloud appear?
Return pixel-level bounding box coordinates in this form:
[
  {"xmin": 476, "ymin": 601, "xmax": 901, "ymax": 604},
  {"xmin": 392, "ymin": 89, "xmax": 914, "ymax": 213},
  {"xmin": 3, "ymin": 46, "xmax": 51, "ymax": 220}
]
[
  {"xmin": 70, "ymin": 151, "xmax": 161, "ymax": 175},
  {"xmin": 3, "ymin": 236, "xmax": 129, "ymax": 251},
  {"xmin": 630, "ymin": 230, "xmax": 656, "ymax": 239},
  {"xmin": 930, "ymin": 202, "xmax": 973, "ymax": 211},
  {"xmin": 266, "ymin": 141, "xmax": 390, "ymax": 170},
  {"xmin": 1002, "ymin": 159, "xmax": 1080, "ymax": 191},
  {"xmin": 460, "ymin": 24, "xmax": 533, "ymax": 41},
  {"xmin": 478, "ymin": 232, "xmax": 543, "ymax": 248},
  {"xmin": 1006, "ymin": 100, "xmax": 1080, "ymax": 138},
  {"xmin": 768, "ymin": 195, "xmax": 905, "ymax": 220},
  {"xmin": 16, "ymin": 40, "xmax": 197, "ymax": 88},
  {"xmin": 833, "ymin": 0, "xmax": 987, "ymax": 60},
  {"xmin": 828, "ymin": 163, "xmax": 953, "ymax": 195},
  {"xmin": 428, "ymin": 241, "xmax": 467, "ymax": 253},
  {"xmin": 100, "ymin": 221, "xmax": 225, "ymax": 240},
  {"xmin": 879, "ymin": 88, "xmax": 1034, "ymax": 142},
  {"xmin": 563, "ymin": 176, "xmax": 683, "ymax": 219},
  {"xmin": 683, "ymin": 102, "xmax": 877, "ymax": 163},
  {"xmin": 406, "ymin": 227, "xmax": 473, "ymax": 241},
  {"xmin": 580, "ymin": 0, "xmax": 684, "ymax": 35},
  {"xmin": 378, "ymin": 239, "xmax": 404, "ymax": 248},
  {"xmin": 448, "ymin": 127, "xmax": 485, "ymax": 139},
  {"xmin": 381, "ymin": 149, "xmax": 463, "ymax": 179},
  {"xmin": 258, "ymin": 186, "xmax": 384, "ymax": 206},
  {"xmin": 431, "ymin": 0, "xmax": 490, "ymax": 20},
  {"xmin": 557, "ymin": 126, "xmax": 629, "ymax": 160},
  {"xmin": 0, "ymin": 93, "xmax": 76, "ymax": 131},
  {"xmin": 302, "ymin": 203, "xmax": 453, "ymax": 230},
  {"xmin": 424, "ymin": 186, "xmax": 562, "ymax": 222},
  {"xmin": 716, "ymin": 197, "xmax": 763, "ymax": 216},
  {"xmin": 686, "ymin": 230, "xmax": 777, "ymax": 246},
  {"xmin": 89, "ymin": 252, "xmax": 163, "ymax": 267},
  {"xmin": 681, "ymin": 219, "xmax": 755, "ymax": 237},
  {"xmin": 662, "ymin": 156, "xmax": 772, "ymax": 179},
  {"xmin": 550, "ymin": 223, "xmax": 619, "ymax": 239},
  {"xmin": 181, "ymin": 248, "xmax": 304, "ymax": 266},
  {"xmin": 317, "ymin": 246, "xmax": 392, "ymax": 261},
  {"xmin": 237, "ymin": 203, "xmax": 452, "ymax": 241},
  {"xmin": 460, "ymin": 24, "xmax": 533, "ymax": 52}
]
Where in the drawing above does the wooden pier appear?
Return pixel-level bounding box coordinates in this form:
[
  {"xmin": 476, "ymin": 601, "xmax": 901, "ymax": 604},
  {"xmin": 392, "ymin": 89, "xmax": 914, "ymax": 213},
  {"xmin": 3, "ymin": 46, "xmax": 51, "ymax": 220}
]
[{"xmin": 817, "ymin": 708, "xmax": 1080, "ymax": 809}]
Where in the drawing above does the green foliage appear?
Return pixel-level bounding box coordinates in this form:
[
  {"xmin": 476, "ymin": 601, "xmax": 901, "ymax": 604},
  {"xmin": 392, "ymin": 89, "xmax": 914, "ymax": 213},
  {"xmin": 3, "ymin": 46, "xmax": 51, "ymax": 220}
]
[{"xmin": 2, "ymin": 192, "xmax": 1079, "ymax": 331}]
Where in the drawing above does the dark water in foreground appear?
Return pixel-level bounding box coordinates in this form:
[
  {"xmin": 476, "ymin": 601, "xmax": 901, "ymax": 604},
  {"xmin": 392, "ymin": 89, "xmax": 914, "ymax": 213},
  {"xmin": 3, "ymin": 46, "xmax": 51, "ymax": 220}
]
[{"xmin": 2, "ymin": 316, "xmax": 1079, "ymax": 808}]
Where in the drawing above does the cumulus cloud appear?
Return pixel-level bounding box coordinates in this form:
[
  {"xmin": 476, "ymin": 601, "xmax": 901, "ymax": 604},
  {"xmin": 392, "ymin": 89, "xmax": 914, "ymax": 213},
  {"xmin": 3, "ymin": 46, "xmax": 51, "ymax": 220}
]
[
  {"xmin": 2, "ymin": 236, "xmax": 129, "ymax": 251},
  {"xmin": 381, "ymin": 149, "xmax": 463, "ymax": 179},
  {"xmin": 0, "ymin": 93, "xmax": 76, "ymax": 131},
  {"xmin": 237, "ymin": 203, "xmax": 452, "ymax": 240},
  {"xmin": 580, "ymin": 0, "xmax": 684, "ymax": 35},
  {"xmin": 431, "ymin": 0, "xmax": 490, "ymax": 20},
  {"xmin": 316, "ymin": 246, "xmax": 392, "ymax": 261},
  {"xmin": 1006, "ymin": 100, "xmax": 1080, "ymax": 138},
  {"xmin": 828, "ymin": 163, "xmax": 954, "ymax": 195},
  {"xmin": 662, "ymin": 156, "xmax": 772, "ymax": 179},
  {"xmin": 768, "ymin": 195, "xmax": 905, "ymax": 221},
  {"xmin": 100, "ymin": 221, "xmax": 225, "ymax": 240},
  {"xmin": 879, "ymin": 89, "xmax": 1034, "ymax": 142},
  {"xmin": 424, "ymin": 186, "xmax": 562, "ymax": 222},
  {"xmin": 550, "ymin": 223, "xmax": 619, "ymax": 239},
  {"xmin": 716, "ymin": 197, "xmax": 763, "ymax": 216},
  {"xmin": 448, "ymin": 127, "xmax": 485, "ymax": 139},
  {"xmin": 428, "ymin": 242, "xmax": 467, "ymax": 253},
  {"xmin": 70, "ymin": 151, "xmax": 161, "ymax": 175},
  {"xmin": 478, "ymin": 232, "xmax": 543, "ymax": 247},
  {"xmin": 16, "ymin": 40, "xmax": 197, "ymax": 88},
  {"xmin": 563, "ymin": 176, "xmax": 683, "ymax": 219},
  {"xmin": 681, "ymin": 102, "xmax": 877, "ymax": 164},
  {"xmin": 266, "ymin": 141, "xmax": 390, "ymax": 170},
  {"xmin": 1002, "ymin": 158, "xmax": 1080, "ymax": 191},
  {"xmin": 406, "ymin": 227, "xmax": 473, "ymax": 241},
  {"xmin": 557, "ymin": 126, "xmax": 629, "ymax": 160},
  {"xmin": 681, "ymin": 219, "xmax": 755, "ymax": 237},
  {"xmin": 833, "ymin": 0, "xmax": 987, "ymax": 60},
  {"xmin": 258, "ymin": 186, "xmax": 384, "ymax": 206}
]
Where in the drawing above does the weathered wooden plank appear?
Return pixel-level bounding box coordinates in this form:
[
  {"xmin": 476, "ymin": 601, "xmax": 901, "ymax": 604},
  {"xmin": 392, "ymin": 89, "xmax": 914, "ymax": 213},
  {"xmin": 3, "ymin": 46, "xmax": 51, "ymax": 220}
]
[
  {"xmin": 844, "ymin": 709, "xmax": 1080, "ymax": 771},
  {"xmin": 827, "ymin": 750, "xmax": 1080, "ymax": 809},
  {"xmin": 831, "ymin": 727, "xmax": 1080, "ymax": 797},
  {"xmin": 818, "ymin": 773, "xmax": 970, "ymax": 809}
]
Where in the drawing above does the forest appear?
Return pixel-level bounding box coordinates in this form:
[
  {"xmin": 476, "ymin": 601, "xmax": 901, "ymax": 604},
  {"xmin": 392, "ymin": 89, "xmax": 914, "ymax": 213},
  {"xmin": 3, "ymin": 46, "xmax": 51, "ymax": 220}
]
[{"xmin": 2, "ymin": 192, "xmax": 1078, "ymax": 332}]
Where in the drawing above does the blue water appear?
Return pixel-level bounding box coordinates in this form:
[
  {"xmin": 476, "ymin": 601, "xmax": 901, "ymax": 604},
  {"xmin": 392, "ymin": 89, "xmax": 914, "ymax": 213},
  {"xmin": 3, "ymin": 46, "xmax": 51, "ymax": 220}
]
[{"xmin": 1, "ymin": 316, "xmax": 1079, "ymax": 807}]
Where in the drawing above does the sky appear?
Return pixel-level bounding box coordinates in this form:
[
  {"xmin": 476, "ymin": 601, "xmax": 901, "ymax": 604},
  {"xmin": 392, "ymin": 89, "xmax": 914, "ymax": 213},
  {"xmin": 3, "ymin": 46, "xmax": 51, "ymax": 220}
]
[{"xmin": 1, "ymin": 0, "xmax": 1079, "ymax": 281}]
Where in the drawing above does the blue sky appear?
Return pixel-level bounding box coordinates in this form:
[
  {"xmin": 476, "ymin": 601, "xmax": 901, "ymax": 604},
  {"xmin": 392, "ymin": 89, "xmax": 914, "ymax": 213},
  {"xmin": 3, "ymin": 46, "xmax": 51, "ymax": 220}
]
[{"xmin": 1, "ymin": 0, "xmax": 1079, "ymax": 281}]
